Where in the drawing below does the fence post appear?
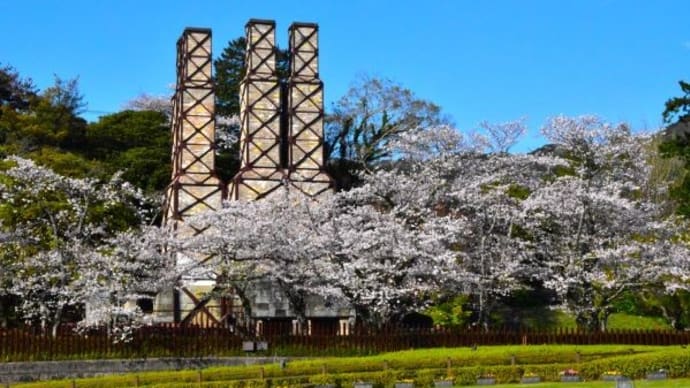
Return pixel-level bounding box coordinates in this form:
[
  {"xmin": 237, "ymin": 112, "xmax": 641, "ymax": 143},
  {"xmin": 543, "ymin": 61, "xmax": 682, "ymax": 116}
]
[
  {"xmin": 71, "ymin": 379, "xmax": 76, "ymax": 388},
  {"xmin": 135, "ymin": 375, "xmax": 140, "ymax": 387}
]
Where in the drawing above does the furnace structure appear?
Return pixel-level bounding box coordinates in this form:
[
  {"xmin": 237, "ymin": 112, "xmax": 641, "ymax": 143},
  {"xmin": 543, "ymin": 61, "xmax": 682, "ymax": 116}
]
[{"xmin": 160, "ymin": 20, "xmax": 346, "ymax": 333}]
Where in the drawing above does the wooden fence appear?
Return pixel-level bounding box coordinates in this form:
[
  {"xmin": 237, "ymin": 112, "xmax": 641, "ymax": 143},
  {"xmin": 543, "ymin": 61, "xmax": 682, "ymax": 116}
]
[{"xmin": 1, "ymin": 326, "xmax": 689, "ymax": 361}]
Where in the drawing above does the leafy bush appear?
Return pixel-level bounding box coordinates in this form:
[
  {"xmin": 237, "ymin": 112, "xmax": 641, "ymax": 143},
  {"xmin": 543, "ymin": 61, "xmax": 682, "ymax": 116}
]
[{"xmin": 578, "ymin": 348, "xmax": 690, "ymax": 380}]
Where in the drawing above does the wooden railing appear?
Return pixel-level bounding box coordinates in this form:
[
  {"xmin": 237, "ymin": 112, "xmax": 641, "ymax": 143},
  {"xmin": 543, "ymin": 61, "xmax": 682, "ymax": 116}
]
[{"xmin": 1, "ymin": 325, "xmax": 689, "ymax": 361}]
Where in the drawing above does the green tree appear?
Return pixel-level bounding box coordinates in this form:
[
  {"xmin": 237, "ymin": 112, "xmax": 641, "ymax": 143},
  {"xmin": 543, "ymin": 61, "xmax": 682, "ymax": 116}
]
[
  {"xmin": 659, "ymin": 80, "xmax": 690, "ymax": 217},
  {"xmin": 0, "ymin": 65, "xmax": 37, "ymax": 153},
  {"xmin": 214, "ymin": 37, "xmax": 246, "ymax": 118},
  {"xmin": 0, "ymin": 64, "xmax": 36, "ymax": 111},
  {"xmin": 25, "ymin": 147, "xmax": 108, "ymax": 179},
  {"xmin": 1, "ymin": 68, "xmax": 170, "ymax": 192},
  {"xmin": 640, "ymin": 289, "xmax": 690, "ymax": 330},
  {"xmin": 325, "ymin": 75, "xmax": 446, "ymax": 167},
  {"xmin": 0, "ymin": 70, "xmax": 99, "ymax": 178},
  {"xmin": 663, "ymin": 80, "xmax": 690, "ymax": 125},
  {"xmin": 214, "ymin": 37, "xmax": 289, "ymax": 118},
  {"xmin": 425, "ymin": 294, "xmax": 472, "ymax": 327},
  {"xmin": 85, "ymin": 110, "xmax": 171, "ymax": 192},
  {"xmin": 13, "ymin": 76, "xmax": 88, "ymax": 151},
  {"xmin": 324, "ymin": 75, "xmax": 447, "ymax": 189}
]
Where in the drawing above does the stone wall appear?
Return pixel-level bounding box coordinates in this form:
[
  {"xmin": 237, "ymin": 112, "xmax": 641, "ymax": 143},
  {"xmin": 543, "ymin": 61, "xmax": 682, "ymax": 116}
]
[{"xmin": 0, "ymin": 357, "xmax": 285, "ymax": 384}]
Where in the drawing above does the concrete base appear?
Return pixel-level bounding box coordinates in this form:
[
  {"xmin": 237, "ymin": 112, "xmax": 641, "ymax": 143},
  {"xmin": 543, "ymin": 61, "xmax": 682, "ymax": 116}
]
[{"xmin": 0, "ymin": 357, "xmax": 287, "ymax": 383}]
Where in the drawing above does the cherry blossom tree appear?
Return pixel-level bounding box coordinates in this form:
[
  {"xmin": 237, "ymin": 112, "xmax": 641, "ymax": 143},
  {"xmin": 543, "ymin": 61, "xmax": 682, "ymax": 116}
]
[
  {"xmin": 444, "ymin": 153, "xmax": 568, "ymax": 329},
  {"xmin": 0, "ymin": 156, "xmax": 164, "ymax": 336},
  {"xmin": 4, "ymin": 114, "xmax": 689, "ymax": 335},
  {"xmin": 0, "ymin": 230, "xmax": 18, "ymax": 328},
  {"xmin": 323, "ymin": 201, "xmax": 462, "ymax": 324},
  {"xmin": 367, "ymin": 119, "xmax": 690, "ymax": 331},
  {"xmin": 175, "ymin": 191, "xmax": 339, "ymax": 328},
  {"xmin": 477, "ymin": 117, "xmax": 527, "ymax": 153},
  {"xmin": 124, "ymin": 93, "xmax": 172, "ymax": 117},
  {"xmin": 383, "ymin": 123, "xmax": 570, "ymax": 329},
  {"xmin": 153, "ymin": 177, "xmax": 464, "ymax": 327},
  {"xmin": 400, "ymin": 119, "xmax": 690, "ymax": 331},
  {"xmin": 522, "ymin": 115, "xmax": 690, "ymax": 331}
]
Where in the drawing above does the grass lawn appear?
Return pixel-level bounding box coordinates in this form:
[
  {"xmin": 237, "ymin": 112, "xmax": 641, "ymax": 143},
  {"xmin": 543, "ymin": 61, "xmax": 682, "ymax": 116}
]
[
  {"xmin": 551, "ymin": 311, "xmax": 671, "ymax": 331},
  {"xmin": 490, "ymin": 380, "xmax": 690, "ymax": 387}
]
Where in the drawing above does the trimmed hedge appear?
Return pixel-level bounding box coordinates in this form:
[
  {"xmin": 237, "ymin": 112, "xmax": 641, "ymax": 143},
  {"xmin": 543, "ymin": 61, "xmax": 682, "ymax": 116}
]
[{"xmin": 13, "ymin": 345, "xmax": 690, "ymax": 387}]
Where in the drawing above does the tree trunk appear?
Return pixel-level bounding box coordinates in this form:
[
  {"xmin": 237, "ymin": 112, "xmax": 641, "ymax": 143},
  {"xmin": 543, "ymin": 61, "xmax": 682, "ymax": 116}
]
[
  {"xmin": 575, "ymin": 307, "xmax": 611, "ymax": 332},
  {"xmin": 575, "ymin": 310, "xmax": 597, "ymax": 332},
  {"xmin": 232, "ymin": 287, "xmax": 253, "ymax": 335},
  {"xmin": 0, "ymin": 297, "xmax": 7, "ymax": 328},
  {"xmin": 51, "ymin": 306, "xmax": 64, "ymax": 338},
  {"xmin": 477, "ymin": 290, "xmax": 488, "ymax": 332},
  {"xmin": 598, "ymin": 311, "xmax": 610, "ymax": 332},
  {"xmin": 284, "ymin": 287, "xmax": 308, "ymax": 335}
]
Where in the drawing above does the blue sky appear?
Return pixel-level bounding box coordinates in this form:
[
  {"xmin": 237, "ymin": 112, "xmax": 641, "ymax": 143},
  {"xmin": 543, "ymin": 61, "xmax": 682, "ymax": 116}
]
[{"xmin": 1, "ymin": 0, "xmax": 689, "ymax": 152}]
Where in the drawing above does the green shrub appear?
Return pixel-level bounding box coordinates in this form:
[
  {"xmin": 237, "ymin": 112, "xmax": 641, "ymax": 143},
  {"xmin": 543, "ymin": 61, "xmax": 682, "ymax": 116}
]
[
  {"xmin": 413, "ymin": 369, "xmax": 437, "ymax": 387},
  {"xmin": 578, "ymin": 348, "xmax": 690, "ymax": 380},
  {"xmin": 13, "ymin": 345, "xmax": 690, "ymax": 388}
]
